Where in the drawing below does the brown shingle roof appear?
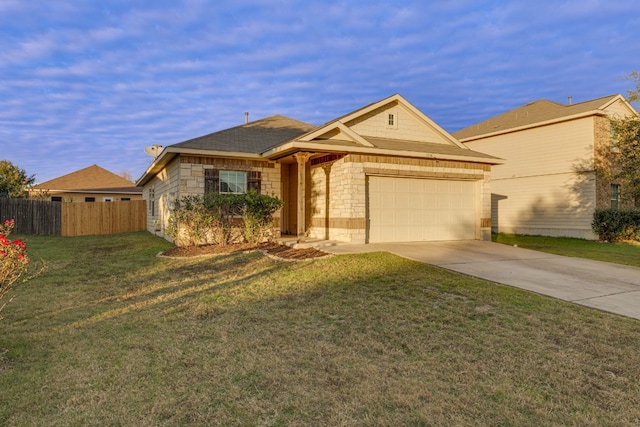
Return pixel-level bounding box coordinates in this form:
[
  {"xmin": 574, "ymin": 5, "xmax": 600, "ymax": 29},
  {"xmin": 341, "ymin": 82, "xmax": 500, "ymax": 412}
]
[
  {"xmin": 366, "ymin": 137, "xmax": 500, "ymax": 160},
  {"xmin": 173, "ymin": 115, "xmax": 317, "ymax": 153},
  {"xmin": 33, "ymin": 164, "xmax": 139, "ymax": 191},
  {"xmin": 453, "ymin": 94, "xmax": 619, "ymax": 140}
]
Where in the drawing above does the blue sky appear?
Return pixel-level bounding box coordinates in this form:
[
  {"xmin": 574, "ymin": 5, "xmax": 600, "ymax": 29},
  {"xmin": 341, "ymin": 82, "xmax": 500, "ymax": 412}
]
[{"xmin": 1, "ymin": 0, "xmax": 638, "ymax": 184}]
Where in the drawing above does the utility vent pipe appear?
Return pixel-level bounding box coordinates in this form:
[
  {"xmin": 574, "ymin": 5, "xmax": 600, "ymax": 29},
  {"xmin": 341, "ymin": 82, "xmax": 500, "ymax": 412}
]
[
  {"xmin": 568, "ymin": 96, "xmax": 573, "ymax": 105},
  {"xmin": 244, "ymin": 112, "xmax": 249, "ymax": 124}
]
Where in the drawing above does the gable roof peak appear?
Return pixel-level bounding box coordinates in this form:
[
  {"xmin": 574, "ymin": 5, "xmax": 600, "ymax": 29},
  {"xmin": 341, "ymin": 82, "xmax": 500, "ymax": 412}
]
[{"xmin": 33, "ymin": 164, "xmax": 136, "ymax": 190}]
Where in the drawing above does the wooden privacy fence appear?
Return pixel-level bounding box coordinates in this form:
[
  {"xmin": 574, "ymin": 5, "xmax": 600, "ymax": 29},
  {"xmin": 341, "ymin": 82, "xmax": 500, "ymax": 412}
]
[
  {"xmin": 0, "ymin": 198, "xmax": 62, "ymax": 235},
  {"xmin": 61, "ymin": 200, "xmax": 147, "ymax": 236},
  {"xmin": 0, "ymin": 199, "xmax": 146, "ymax": 236}
]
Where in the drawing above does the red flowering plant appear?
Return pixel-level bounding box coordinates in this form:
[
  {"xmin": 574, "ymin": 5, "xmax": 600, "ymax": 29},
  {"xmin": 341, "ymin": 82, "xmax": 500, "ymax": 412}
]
[{"xmin": 0, "ymin": 219, "xmax": 42, "ymax": 315}]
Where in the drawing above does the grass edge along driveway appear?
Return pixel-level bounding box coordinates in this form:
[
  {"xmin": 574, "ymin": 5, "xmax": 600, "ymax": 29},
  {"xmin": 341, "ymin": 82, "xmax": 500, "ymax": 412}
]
[{"xmin": 1, "ymin": 232, "xmax": 639, "ymax": 426}]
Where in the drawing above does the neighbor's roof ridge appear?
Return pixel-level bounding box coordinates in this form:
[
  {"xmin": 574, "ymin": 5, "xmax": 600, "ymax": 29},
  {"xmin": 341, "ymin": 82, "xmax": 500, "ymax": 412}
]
[
  {"xmin": 32, "ymin": 164, "xmax": 137, "ymax": 190},
  {"xmin": 453, "ymin": 94, "xmax": 621, "ymax": 140}
]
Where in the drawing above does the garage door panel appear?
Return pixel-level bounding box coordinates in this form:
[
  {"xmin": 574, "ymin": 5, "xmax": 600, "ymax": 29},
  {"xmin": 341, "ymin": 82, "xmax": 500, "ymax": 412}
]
[{"xmin": 368, "ymin": 176, "xmax": 476, "ymax": 243}]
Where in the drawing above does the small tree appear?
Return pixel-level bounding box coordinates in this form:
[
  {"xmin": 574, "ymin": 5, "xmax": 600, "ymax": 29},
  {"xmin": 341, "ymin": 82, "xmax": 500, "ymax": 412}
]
[
  {"xmin": 242, "ymin": 191, "xmax": 283, "ymax": 243},
  {"xmin": 596, "ymin": 71, "xmax": 640, "ymax": 207},
  {"xmin": 0, "ymin": 160, "xmax": 35, "ymax": 198},
  {"xmin": 624, "ymin": 70, "xmax": 640, "ymax": 103},
  {"xmin": 609, "ymin": 116, "xmax": 640, "ymax": 205}
]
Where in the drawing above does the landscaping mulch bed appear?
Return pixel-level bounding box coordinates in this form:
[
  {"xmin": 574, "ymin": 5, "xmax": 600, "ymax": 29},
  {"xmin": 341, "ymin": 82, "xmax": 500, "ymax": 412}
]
[{"xmin": 161, "ymin": 242, "xmax": 330, "ymax": 260}]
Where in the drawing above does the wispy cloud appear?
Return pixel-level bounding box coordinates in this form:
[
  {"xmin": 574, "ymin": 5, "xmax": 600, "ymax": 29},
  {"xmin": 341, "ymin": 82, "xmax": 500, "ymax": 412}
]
[{"xmin": 0, "ymin": 0, "xmax": 638, "ymax": 182}]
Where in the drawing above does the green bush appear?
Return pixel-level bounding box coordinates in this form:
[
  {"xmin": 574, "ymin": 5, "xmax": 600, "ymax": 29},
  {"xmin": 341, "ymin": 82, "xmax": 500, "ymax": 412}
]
[
  {"xmin": 167, "ymin": 192, "xmax": 284, "ymax": 246},
  {"xmin": 203, "ymin": 193, "xmax": 246, "ymax": 246},
  {"xmin": 166, "ymin": 195, "xmax": 215, "ymax": 246},
  {"xmin": 592, "ymin": 208, "xmax": 640, "ymax": 243},
  {"xmin": 242, "ymin": 190, "xmax": 283, "ymax": 243}
]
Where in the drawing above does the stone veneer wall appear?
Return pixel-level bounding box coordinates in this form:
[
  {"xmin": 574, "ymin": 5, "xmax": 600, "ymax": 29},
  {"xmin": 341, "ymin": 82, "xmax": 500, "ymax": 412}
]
[
  {"xmin": 148, "ymin": 156, "xmax": 281, "ymax": 243},
  {"xmin": 145, "ymin": 157, "xmax": 180, "ymax": 238},
  {"xmin": 308, "ymin": 154, "xmax": 492, "ymax": 243},
  {"xmin": 178, "ymin": 156, "xmax": 281, "ymax": 198}
]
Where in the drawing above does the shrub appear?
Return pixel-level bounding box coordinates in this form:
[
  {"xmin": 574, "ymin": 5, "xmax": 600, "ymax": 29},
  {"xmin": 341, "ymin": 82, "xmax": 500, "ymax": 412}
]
[
  {"xmin": 592, "ymin": 208, "xmax": 640, "ymax": 243},
  {"xmin": 166, "ymin": 195, "xmax": 216, "ymax": 246},
  {"xmin": 1, "ymin": 219, "xmax": 43, "ymax": 315},
  {"xmin": 242, "ymin": 190, "xmax": 283, "ymax": 243},
  {"xmin": 166, "ymin": 192, "xmax": 284, "ymax": 246},
  {"xmin": 203, "ymin": 193, "xmax": 246, "ymax": 246}
]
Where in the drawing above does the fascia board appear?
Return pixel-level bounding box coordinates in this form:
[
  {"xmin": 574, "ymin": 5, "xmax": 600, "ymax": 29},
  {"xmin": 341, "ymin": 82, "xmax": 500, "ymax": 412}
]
[
  {"xmin": 399, "ymin": 99, "xmax": 469, "ymax": 149},
  {"xmin": 334, "ymin": 122, "xmax": 374, "ymax": 146},
  {"xmin": 457, "ymin": 110, "xmax": 608, "ymax": 143},
  {"xmin": 600, "ymin": 95, "xmax": 640, "ymax": 117},
  {"xmin": 299, "ymin": 122, "xmax": 374, "ymax": 147},
  {"xmin": 263, "ymin": 141, "xmax": 504, "ymax": 165},
  {"xmin": 336, "ymin": 93, "xmax": 403, "ymax": 123},
  {"xmin": 135, "ymin": 146, "xmax": 263, "ymax": 186}
]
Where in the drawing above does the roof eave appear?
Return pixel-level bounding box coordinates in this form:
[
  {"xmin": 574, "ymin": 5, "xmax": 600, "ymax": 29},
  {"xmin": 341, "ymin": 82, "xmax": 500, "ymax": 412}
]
[
  {"xmin": 263, "ymin": 141, "xmax": 504, "ymax": 165},
  {"xmin": 34, "ymin": 189, "xmax": 142, "ymax": 195},
  {"xmin": 136, "ymin": 146, "xmax": 264, "ymax": 186},
  {"xmin": 458, "ymin": 110, "xmax": 608, "ymax": 142}
]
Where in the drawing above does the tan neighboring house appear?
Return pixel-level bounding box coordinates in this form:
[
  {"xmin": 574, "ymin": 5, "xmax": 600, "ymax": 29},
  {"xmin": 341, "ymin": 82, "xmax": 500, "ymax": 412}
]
[
  {"xmin": 454, "ymin": 94, "xmax": 638, "ymax": 239},
  {"xmin": 30, "ymin": 164, "xmax": 142, "ymax": 202},
  {"xmin": 136, "ymin": 94, "xmax": 502, "ymax": 244}
]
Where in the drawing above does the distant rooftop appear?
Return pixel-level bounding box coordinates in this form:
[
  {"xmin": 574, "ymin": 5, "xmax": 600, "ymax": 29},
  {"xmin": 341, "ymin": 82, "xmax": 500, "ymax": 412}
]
[{"xmin": 453, "ymin": 94, "xmax": 621, "ymax": 140}]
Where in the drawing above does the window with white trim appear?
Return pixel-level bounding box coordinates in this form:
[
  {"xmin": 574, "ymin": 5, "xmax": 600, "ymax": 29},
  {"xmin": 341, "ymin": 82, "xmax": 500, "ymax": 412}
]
[
  {"xmin": 149, "ymin": 186, "xmax": 155, "ymax": 217},
  {"xmin": 220, "ymin": 171, "xmax": 246, "ymax": 194},
  {"xmin": 205, "ymin": 169, "xmax": 261, "ymax": 194}
]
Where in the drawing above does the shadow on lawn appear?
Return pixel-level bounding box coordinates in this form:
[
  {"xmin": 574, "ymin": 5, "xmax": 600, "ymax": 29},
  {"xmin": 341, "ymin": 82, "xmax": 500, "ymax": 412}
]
[{"xmin": 51, "ymin": 252, "xmax": 286, "ymax": 333}]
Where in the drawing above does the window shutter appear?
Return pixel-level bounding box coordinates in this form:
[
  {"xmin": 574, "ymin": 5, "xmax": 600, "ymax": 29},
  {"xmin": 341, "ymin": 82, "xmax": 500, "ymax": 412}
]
[
  {"xmin": 248, "ymin": 171, "xmax": 261, "ymax": 194},
  {"xmin": 205, "ymin": 169, "xmax": 220, "ymax": 194}
]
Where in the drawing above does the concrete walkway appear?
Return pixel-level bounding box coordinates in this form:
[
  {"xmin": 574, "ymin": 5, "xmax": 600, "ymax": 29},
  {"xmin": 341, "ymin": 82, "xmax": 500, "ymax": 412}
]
[{"xmin": 319, "ymin": 240, "xmax": 640, "ymax": 321}]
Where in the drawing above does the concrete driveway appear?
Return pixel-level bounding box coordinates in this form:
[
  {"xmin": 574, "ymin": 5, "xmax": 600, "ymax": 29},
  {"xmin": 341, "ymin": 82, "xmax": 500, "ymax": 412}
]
[{"xmin": 322, "ymin": 240, "xmax": 640, "ymax": 321}]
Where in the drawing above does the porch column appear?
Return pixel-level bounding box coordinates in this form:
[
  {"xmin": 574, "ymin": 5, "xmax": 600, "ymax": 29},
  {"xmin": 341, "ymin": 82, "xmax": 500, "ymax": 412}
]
[
  {"xmin": 321, "ymin": 162, "xmax": 334, "ymax": 240},
  {"xmin": 294, "ymin": 152, "xmax": 312, "ymax": 243}
]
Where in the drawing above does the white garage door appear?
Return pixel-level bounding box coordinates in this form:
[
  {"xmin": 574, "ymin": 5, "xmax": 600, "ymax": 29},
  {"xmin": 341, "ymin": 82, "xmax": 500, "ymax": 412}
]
[{"xmin": 368, "ymin": 176, "xmax": 477, "ymax": 243}]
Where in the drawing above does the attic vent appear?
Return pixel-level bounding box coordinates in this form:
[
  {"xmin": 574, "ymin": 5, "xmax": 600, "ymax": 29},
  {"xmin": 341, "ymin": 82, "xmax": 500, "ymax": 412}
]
[{"xmin": 386, "ymin": 110, "xmax": 398, "ymax": 129}]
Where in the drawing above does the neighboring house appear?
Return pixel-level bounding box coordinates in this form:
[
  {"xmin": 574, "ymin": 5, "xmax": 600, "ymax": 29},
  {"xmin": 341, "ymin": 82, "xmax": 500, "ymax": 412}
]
[
  {"xmin": 30, "ymin": 164, "xmax": 142, "ymax": 202},
  {"xmin": 136, "ymin": 94, "xmax": 502, "ymax": 244},
  {"xmin": 453, "ymin": 94, "xmax": 638, "ymax": 239}
]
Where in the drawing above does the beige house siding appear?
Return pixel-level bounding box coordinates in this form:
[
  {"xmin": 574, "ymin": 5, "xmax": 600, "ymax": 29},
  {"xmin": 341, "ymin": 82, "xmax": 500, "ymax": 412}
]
[
  {"xmin": 308, "ymin": 154, "xmax": 491, "ymax": 243},
  {"xmin": 145, "ymin": 157, "xmax": 180, "ymax": 237},
  {"xmin": 490, "ymin": 173, "xmax": 596, "ymax": 238},
  {"xmin": 465, "ymin": 117, "xmax": 597, "ymax": 239},
  {"xmin": 348, "ymin": 104, "xmax": 448, "ymax": 144},
  {"xmin": 604, "ymin": 98, "xmax": 633, "ymax": 118}
]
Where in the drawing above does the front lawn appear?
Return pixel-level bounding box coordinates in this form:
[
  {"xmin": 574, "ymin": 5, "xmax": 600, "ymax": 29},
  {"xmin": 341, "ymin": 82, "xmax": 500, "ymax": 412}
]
[
  {"xmin": 493, "ymin": 233, "xmax": 640, "ymax": 268},
  {"xmin": 1, "ymin": 232, "xmax": 640, "ymax": 426}
]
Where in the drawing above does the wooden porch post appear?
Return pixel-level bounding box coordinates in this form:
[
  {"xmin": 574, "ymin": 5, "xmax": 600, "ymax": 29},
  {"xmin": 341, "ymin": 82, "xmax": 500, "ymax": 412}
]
[{"xmin": 294, "ymin": 152, "xmax": 312, "ymax": 243}]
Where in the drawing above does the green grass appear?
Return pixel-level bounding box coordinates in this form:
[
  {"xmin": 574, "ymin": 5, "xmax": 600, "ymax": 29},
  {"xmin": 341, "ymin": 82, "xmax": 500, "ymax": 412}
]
[
  {"xmin": 493, "ymin": 233, "xmax": 640, "ymax": 268},
  {"xmin": 2, "ymin": 232, "xmax": 640, "ymax": 426}
]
